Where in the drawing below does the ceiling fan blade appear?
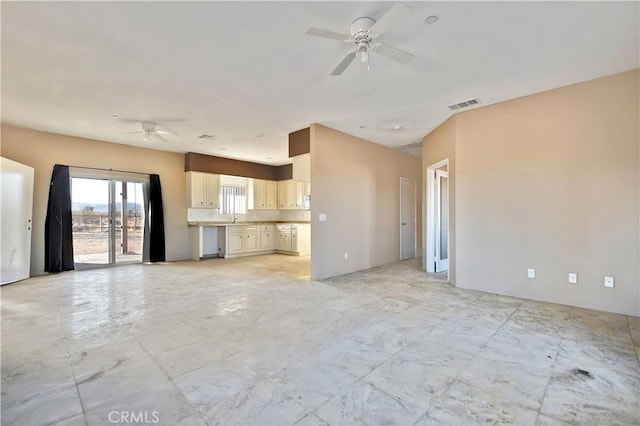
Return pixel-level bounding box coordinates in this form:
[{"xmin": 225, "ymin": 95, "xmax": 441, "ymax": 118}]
[
  {"xmin": 331, "ymin": 51, "xmax": 357, "ymax": 76},
  {"xmin": 153, "ymin": 134, "xmax": 171, "ymax": 144},
  {"xmin": 114, "ymin": 116, "xmax": 185, "ymax": 124},
  {"xmin": 154, "ymin": 126, "xmax": 178, "ymax": 135},
  {"xmin": 306, "ymin": 27, "xmax": 350, "ymax": 41},
  {"xmin": 120, "ymin": 131, "xmax": 144, "ymax": 134},
  {"xmin": 370, "ymin": 3, "xmax": 411, "ymax": 36},
  {"xmin": 374, "ymin": 43, "xmax": 414, "ymax": 64},
  {"xmin": 114, "ymin": 117, "xmax": 144, "ymax": 123}
]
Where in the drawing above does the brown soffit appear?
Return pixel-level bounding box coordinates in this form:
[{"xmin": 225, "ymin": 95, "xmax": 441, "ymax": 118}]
[
  {"xmin": 185, "ymin": 152, "xmax": 292, "ymax": 181},
  {"xmin": 288, "ymin": 127, "xmax": 310, "ymax": 157}
]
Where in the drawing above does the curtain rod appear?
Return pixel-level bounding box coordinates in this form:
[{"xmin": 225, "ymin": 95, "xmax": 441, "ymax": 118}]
[{"xmin": 65, "ymin": 164, "xmax": 151, "ymax": 176}]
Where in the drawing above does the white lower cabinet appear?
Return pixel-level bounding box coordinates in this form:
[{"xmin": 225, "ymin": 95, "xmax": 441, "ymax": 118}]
[
  {"xmin": 244, "ymin": 227, "xmax": 259, "ymax": 252},
  {"xmin": 228, "ymin": 231, "xmax": 244, "ymax": 255},
  {"xmin": 227, "ymin": 225, "xmax": 260, "ymax": 256},
  {"xmin": 260, "ymin": 225, "xmax": 276, "ymax": 251},
  {"xmin": 193, "ymin": 222, "xmax": 309, "ymax": 259},
  {"xmin": 276, "ymin": 223, "xmax": 310, "ymax": 255},
  {"xmin": 276, "ymin": 225, "xmax": 292, "ymax": 251}
]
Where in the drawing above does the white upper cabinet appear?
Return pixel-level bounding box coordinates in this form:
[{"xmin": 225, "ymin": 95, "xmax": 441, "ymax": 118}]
[
  {"xmin": 252, "ymin": 179, "xmax": 278, "ymax": 210},
  {"xmin": 278, "ymin": 180, "xmax": 292, "ymax": 209},
  {"xmin": 278, "ymin": 180, "xmax": 310, "ymax": 210},
  {"xmin": 205, "ymin": 174, "xmax": 220, "ymax": 209},
  {"xmin": 253, "ymin": 179, "xmax": 267, "ymax": 209},
  {"xmin": 187, "ymin": 172, "xmax": 220, "ymax": 209},
  {"xmin": 265, "ymin": 181, "xmax": 277, "ymax": 209}
]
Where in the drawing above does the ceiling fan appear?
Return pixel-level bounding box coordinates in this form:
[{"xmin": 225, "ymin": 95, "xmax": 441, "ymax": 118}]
[
  {"xmin": 116, "ymin": 118, "xmax": 177, "ymax": 143},
  {"xmin": 306, "ymin": 2, "xmax": 414, "ymax": 76}
]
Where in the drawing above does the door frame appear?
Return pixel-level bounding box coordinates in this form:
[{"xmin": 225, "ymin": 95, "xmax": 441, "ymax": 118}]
[
  {"xmin": 434, "ymin": 169, "xmax": 449, "ymax": 272},
  {"xmin": 399, "ymin": 177, "xmax": 417, "ymax": 260},
  {"xmin": 425, "ymin": 159, "xmax": 449, "ymax": 278},
  {"xmin": 70, "ymin": 169, "xmax": 149, "ymax": 269}
]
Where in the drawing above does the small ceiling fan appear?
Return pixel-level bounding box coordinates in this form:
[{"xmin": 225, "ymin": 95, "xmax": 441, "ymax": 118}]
[
  {"xmin": 116, "ymin": 118, "xmax": 177, "ymax": 143},
  {"xmin": 306, "ymin": 2, "xmax": 414, "ymax": 76}
]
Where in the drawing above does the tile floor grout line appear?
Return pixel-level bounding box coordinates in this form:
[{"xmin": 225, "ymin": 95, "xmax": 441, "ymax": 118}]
[
  {"xmin": 129, "ymin": 331, "xmax": 212, "ymax": 426},
  {"xmin": 51, "ymin": 278, "xmax": 90, "ymax": 426},
  {"xmin": 438, "ymin": 298, "xmax": 548, "ymax": 417},
  {"xmin": 625, "ymin": 315, "xmax": 640, "ymax": 368},
  {"xmin": 532, "ymin": 305, "xmax": 573, "ymax": 425}
]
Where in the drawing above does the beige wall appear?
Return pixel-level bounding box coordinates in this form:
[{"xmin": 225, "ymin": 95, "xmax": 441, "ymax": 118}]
[
  {"xmin": 422, "ymin": 116, "xmax": 457, "ymax": 283},
  {"xmin": 424, "ymin": 69, "xmax": 639, "ymax": 316},
  {"xmin": 1, "ymin": 125, "xmax": 189, "ymax": 276},
  {"xmin": 310, "ymin": 124, "xmax": 422, "ymax": 280}
]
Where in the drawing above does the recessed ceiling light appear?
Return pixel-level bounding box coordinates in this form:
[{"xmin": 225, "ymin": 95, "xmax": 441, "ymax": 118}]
[
  {"xmin": 425, "ymin": 15, "xmax": 438, "ymax": 25},
  {"xmin": 359, "ymin": 125, "xmax": 365, "ymax": 129},
  {"xmin": 112, "ymin": 115, "xmax": 120, "ymax": 120},
  {"xmin": 255, "ymin": 133, "xmax": 264, "ymax": 138},
  {"xmin": 392, "ymin": 124, "xmax": 403, "ymax": 130},
  {"xmin": 266, "ymin": 156, "xmax": 274, "ymax": 160},
  {"xmin": 218, "ymin": 147, "xmax": 227, "ymax": 151}
]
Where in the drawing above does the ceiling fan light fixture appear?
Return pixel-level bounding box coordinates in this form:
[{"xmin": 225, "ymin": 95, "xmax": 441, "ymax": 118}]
[{"xmin": 358, "ymin": 45, "xmax": 369, "ymax": 64}]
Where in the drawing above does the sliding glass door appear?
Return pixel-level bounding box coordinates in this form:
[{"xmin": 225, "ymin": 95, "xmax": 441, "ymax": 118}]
[
  {"xmin": 71, "ymin": 177, "xmax": 145, "ymax": 268},
  {"xmin": 115, "ymin": 181, "xmax": 145, "ymax": 263}
]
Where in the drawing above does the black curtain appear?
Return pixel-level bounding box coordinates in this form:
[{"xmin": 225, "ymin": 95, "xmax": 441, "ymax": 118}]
[
  {"xmin": 149, "ymin": 174, "xmax": 166, "ymax": 262},
  {"xmin": 45, "ymin": 164, "xmax": 74, "ymax": 272}
]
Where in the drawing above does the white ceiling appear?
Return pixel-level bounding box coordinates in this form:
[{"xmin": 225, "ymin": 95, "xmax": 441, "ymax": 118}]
[{"xmin": 2, "ymin": 1, "xmax": 638, "ymax": 165}]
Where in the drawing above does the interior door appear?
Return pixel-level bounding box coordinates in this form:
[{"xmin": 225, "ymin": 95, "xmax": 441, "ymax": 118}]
[
  {"xmin": 400, "ymin": 178, "xmax": 416, "ymax": 260},
  {"xmin": 1, "ymin": 157, "xmax": 34, "ymax": 284},
  {"xmin": 435, "ymin": 170, "xmax": 449, "ymax": 272}
]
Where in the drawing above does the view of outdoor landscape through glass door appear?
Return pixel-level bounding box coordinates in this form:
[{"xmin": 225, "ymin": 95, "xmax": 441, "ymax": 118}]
[{"xmin": 71, "ymin": 177, "xmax": 145, "ymax": 267}]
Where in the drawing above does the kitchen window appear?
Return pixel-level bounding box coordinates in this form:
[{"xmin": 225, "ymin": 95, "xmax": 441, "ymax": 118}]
[{"xmin": 219, "ymin": 185, "xmax": 247, "ymax": 214}]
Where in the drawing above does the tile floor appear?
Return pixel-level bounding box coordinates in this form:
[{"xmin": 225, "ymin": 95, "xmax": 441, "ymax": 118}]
[{"xmin": 1, "ymin": 255, "xmax": 639, "ymax": 425}]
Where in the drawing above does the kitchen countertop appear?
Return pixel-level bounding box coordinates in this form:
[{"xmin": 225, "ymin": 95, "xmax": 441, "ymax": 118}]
[{"xmin": 188, "ymin": 221, "xmax": 310, "ymax": 226}]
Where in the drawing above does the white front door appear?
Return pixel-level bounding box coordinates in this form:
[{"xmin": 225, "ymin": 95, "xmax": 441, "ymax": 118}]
[
  {"xmin": 400, "ymin": 178, "xmax": 416, "ymax": 260},
  {"xmin": 435, "ymin": 169, "xmax": 449, "ymax": 272},
  {"xmin": 1, "ymin": 157, "xmax": 34, "ymax": 285}
]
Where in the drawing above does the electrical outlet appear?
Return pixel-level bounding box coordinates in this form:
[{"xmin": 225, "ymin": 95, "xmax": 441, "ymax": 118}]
[
  {"xmin": 568, "ymin": 273, "xmax": 577, "ymax": 284},
  {"xmin": 344, "ymin": 252, "xmax": 349, "ymax": 260},
  {"xmin": 604, "ymin": 276, "xmax": 614, "ymax": 288},
  {"xmin": 527, "ymin": 269, "xmax": 535, "ymax": 279}
]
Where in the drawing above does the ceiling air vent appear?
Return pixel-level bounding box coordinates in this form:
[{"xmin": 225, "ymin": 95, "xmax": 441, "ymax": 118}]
[
  {"xmin": 448, "ymin": 98, "xmax": 480, "ymax": 111},
  {"xmin": 198, "ymin": 134, "xmax": 216, "ymax": 140}
]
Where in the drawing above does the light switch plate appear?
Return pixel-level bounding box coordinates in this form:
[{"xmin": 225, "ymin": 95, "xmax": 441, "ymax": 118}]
[
  {"xmin": 604, "ymin": 276, "xmax": 614, "ymax": 288},
  {"xmin": 319, "ymin": 213, "xmax": 327, "ymax": 222},
  {"xmin": 568, "ymin": 273, "xmax": 577, "ymax": 284},
  {"xmin": 527, "ymin": 269, "xmax": 535, "ymax": 279}
]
